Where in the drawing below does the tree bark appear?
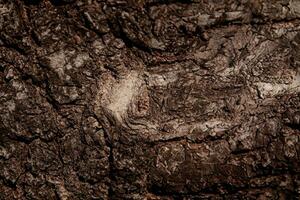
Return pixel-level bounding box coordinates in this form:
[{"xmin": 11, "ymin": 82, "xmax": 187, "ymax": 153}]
[{"xmin": 0, "ymin": 0, "xmax": 300, "ymax": 199}]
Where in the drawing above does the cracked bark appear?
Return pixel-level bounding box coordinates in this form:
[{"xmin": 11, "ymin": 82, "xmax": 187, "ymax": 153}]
[{"xmin": 1, "ymin": 0, "xmax": 300, "ymax": 199}]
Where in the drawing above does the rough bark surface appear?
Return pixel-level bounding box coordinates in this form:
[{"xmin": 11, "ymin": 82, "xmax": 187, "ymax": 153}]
[{"xmin": 0, "ymin": 0, "xmax": 300, "ymax": 199}]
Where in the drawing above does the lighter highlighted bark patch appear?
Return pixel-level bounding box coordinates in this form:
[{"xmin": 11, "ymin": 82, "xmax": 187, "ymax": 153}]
[
  {"xmin": 255, "ymin": 74, "xmax": 300, "ymax": 98},
  {"xmin": 48, "ymin": 51, "xmax": 67, "ymax": 77},
  {"xmin": 107, "ymin": 72, "xmax": 142, "ymax": 121},
  {"xmin": 48, "ymin": 51, "xmax": 90, "ymax": 78},
  {"xmin": 95, "ymin": 71, "xmax": 143, "ymax": 122}
]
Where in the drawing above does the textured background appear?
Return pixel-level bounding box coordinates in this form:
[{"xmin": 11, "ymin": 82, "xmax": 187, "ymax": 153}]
[{"xmin": 0, "ymin": 0, "xmax": 300, "ymax": 199}]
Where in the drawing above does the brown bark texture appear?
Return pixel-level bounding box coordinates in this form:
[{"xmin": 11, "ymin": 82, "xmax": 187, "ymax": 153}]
[{"xmin": 0, "ymin": 0, "xmax": 300, "ymax": 199}]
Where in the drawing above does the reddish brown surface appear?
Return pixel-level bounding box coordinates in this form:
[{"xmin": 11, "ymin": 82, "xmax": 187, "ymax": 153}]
[{"xmin": 0, "ymin": 0, "xmax": 299, "ymax": 199}]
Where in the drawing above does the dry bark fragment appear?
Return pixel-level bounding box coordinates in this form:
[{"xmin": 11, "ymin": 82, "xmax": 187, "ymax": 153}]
[{"xmin": 0, "ymin": 0, "xmax": 300, "ymax": 199}]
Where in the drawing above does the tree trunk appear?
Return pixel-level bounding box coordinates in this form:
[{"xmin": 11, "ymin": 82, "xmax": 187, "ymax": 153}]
[{"xmin": 0, "ymin": 0, "xmax": 299, "ymax": 199}]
